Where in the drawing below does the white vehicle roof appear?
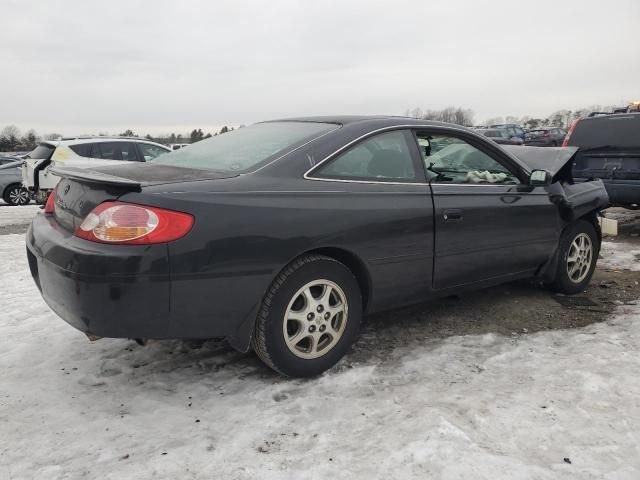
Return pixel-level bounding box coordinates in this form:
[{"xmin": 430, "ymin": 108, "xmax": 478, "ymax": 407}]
[{"xmin": 42, "ymin": 137, "xmax": 170, "ymax": 149}]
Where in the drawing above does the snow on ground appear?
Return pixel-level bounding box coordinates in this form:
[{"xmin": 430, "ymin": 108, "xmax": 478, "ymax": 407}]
[
  {"xmin": 2, "ymin": 234, "xmax": 640, "ymax": 479},
  {"xmin": 0, "ymin": 204, "xmax": 40, "ymax": 227},
  {"xmin": 601, "ymin": 240, "xmax": 640, "ymax": 271}
]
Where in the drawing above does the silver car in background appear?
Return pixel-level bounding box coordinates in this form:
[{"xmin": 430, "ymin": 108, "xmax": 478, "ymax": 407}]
[{"xmin": 0, "ymin": 156, "xmax": 30, "ymax": 206}]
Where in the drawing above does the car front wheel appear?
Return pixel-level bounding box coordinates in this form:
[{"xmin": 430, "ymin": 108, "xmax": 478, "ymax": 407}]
[
  {"xmin": 547, "ymin": 220, "xmax": 599, "ymax": 294},
  {"xmin": 3, "ymin": 184, "xmax": 30, "ymax": 206},
  {"xmin": 252, "ymin": 254, "xmax": 362, "ymax": 377}
]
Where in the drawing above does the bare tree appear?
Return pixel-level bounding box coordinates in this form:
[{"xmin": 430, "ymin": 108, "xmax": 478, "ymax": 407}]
[{"xmin": 0, "ymin": 125, "xmax": 21, "ymax": 151}]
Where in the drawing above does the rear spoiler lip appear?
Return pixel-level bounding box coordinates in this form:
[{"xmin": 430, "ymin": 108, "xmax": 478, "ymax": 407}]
[{"xmin": 50, "ymin": 167, "xmax": 142, "ymax": 189}]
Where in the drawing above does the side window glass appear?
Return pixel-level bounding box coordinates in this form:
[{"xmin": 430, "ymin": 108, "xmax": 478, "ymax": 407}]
[
  {"xmin": 121, "ymin": 143, "xmax": 139, "ymax": 161},
  {"xmin": 90, "ymin": 142, "xmax": 138, "ymax": 161},
  {"xmin": 69, "ymin": 144, "xmax": 91, "ymax": 157},
  {"xmin": 416, "ymin": 133, "xmax": 520, "ymax": 185},
  {"xmin": 315, "ymin": 130, "xmax": 417, "ymax": 181},
  {"xmin": 94, "ymin": 143, "xmax": 120, "ymax": 160},
  {"xmin": 140, "ymin": 143, "xmax": 168, "ymax": 161}
]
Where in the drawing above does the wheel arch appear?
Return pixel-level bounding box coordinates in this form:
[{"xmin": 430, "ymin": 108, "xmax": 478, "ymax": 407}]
[
  {"xmin": 227, "ymin": 245, "xmax": 373, "ymax": 354},
  {"xmin": 537, "ymin": 210, "xmax": 602, "ymax": 283},
  {"xmin": 302, "ymin": 246, "xmax": 372, "ymax": 313},
  {"xmin": 2, "ymin": 182, "xmax": 19, "ymax": 196},
  {"xmin": 577, "ymin": 209, "xmax": 602, "ymax": 245},
  {"xmin": 2, "ymin": 182, "xmax": 25, "ymax": 202}
]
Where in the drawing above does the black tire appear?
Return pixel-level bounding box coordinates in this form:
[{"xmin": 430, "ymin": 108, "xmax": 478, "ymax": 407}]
[
  {"xmin": 547, "ymin": 220, "xmax": 599, "ymax": 294},
  {"xmin": 252, "ymin": 254, "xmax": 362, "ymax": 377},
  {"xmin": 551, "ymin": 141, "xmax": 558, "ymax": 147},
  {"xmin": 3, "ymin": 184, "xmax": 30, "ymax": 206}
]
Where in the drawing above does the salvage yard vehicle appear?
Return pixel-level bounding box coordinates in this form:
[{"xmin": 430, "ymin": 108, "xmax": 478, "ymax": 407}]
[
  {"xmin": 0, "ymin": 156, "xmax": 30, "ymax": 205},
  {"xmin": 563, "ymin": 112, "xmax": 640, "ymax": 208},
  {"xmin": 26, "ymin": 117, "xmax": 609, "ymax": 377},
  {"xmin": 490, "ymin": 123, "xmax": 526, "ymax": 141},
  {"xmin": 477, "ymin": 128, "xmax": 524, "ymax": 145},
  {"xmin": 22, "ymin": 137, "xmax": 171, "ymax": 204},
  {"xmin": 524, "ymin": 128, "xmax": 567, "ymax": 147}
]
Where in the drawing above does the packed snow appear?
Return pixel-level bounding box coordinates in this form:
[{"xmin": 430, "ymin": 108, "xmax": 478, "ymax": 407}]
[
  {"xmin": 1, "ymin": 226, "xmax": 640, "ymax": 479},
  {"xmin": 600, "ymin": 240, "xmax": 640, "ymax": 272},
  {"xmin": 0, "ymin": 204, "xmax": 40, "ymax": 227}
]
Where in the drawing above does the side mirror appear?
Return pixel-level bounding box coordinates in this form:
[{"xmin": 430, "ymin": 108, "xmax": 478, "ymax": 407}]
[{"xmin": 530, "ymin": 169, "xmax": 552, "ymax": 186}]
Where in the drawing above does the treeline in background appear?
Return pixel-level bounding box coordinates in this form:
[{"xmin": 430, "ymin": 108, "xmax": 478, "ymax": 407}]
[{"xmin": 0, "ymin": 102, "xmax": 624, "ymax": 152}]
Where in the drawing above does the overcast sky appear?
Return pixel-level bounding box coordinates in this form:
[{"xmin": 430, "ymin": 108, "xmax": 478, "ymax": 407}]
[{"xmin": 2, "ymin": 0, "xmax": 639, "ymax": 135}]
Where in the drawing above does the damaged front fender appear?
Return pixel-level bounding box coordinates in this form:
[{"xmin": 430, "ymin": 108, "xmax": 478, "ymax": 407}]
[{"xmin": 503, "ymin": 145, "xmax": 610, "ymax": 221}]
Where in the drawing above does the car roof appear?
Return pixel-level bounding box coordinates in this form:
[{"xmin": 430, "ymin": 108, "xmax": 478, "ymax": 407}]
[
  {"xmin": 41, "ymin": 138, "xmax": 169, "ymax": 148},
  {"xmin": 265, "ymin": 115, "xmax": 459, "ymax": 129},
  {"xmin": 580, "ymin": 112, "xmax": 640, "ymax": 123}
]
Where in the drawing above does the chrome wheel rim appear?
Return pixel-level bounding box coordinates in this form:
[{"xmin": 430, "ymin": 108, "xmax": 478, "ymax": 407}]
[
  {"xmin": 567, "ymin": 232, "xmax": 593, "ymax": 283},
  {"xmin": 282, "ymin": 279, "xmax": 348, "ymax": 359},
  {"xmin": 9, "ymin": 187, "xmax": 29, "ymax": 205}
]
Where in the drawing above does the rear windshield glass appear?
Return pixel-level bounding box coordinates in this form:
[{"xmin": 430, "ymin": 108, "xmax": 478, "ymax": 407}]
[
  {"xmin": 529, "ymin": 130, "xmax": 548, "ymax": 136},
  {"xmin": 27, "ymin": 143, "xmax": 55, "ymax": 160},
  {"xmin": 569, "ymin": 115, "xmax": 640, "ymax": 148},
  {"xmin": 150, "ymin": 122, "xmax": 338, "ymax": 172}
]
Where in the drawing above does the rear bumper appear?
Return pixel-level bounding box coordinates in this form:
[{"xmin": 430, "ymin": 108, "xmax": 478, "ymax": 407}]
[
  {"xmin": 26, "ymin": 213, "xmax": 267, "ymax": 346},
  {"xmin": 27, "ymin": 212, "xmax": 172, "ymax": 338}
]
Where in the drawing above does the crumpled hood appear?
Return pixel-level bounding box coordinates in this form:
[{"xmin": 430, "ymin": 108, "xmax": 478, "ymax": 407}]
[{"xmin": 502, "ymin": 145, "xmax": 579, "ymax": 176}]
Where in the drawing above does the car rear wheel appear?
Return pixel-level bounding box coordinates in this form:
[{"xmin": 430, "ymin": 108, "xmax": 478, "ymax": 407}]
[
  {"xmin": 547, "ymin": 220, "xmax": 599, "ymax": 294},
  {"xmin": 252, "ymin": 254, "xmax": 362, "ymax": 377},
  {"xmin": 3, "ymin": 184, "xmax": 30, "ymax": 206}
]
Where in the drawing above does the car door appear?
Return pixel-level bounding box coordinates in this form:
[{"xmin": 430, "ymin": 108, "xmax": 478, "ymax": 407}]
[
  {"xmin": 309, "ymin": 128, "xmax": 435, "ymax": 310},
  {"xmin": 415, "ymin": 129, "xmax": 558, "ymax": 290}
]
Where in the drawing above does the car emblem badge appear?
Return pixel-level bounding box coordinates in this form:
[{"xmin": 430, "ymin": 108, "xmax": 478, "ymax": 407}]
[{"xmin": 64, "ymin": 184, "xmax": 71, "ymax": 195}]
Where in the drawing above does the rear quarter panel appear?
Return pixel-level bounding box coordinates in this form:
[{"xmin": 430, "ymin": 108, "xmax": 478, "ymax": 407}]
[{"xmin": 120, "ymin": 178, "xmax": 434, "ymax": 338}]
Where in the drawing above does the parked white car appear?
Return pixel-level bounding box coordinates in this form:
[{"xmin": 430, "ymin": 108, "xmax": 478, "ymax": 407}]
[
  {"xmin": 168, "ymin": 143, "xmax": 191, "ymax": 151},
  {"xmin": 22, "ymin": 137, "xmax": 171, "ymax": 203}
]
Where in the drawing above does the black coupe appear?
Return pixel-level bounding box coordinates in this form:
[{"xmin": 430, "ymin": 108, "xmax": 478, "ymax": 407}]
[{"xmin": 26, "ymin": 116, "xmax": 609, "ymax": 377}]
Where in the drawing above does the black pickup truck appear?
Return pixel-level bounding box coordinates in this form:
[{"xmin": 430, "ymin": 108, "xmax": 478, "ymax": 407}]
[{"xmin": 564, "ymin": 113, "xmax": 640, "ymax": 208}]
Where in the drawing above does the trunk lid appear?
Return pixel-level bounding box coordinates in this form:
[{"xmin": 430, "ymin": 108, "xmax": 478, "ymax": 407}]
[{"xmin": 50, "ymin": 163, "xmax": 238, "ymax": 232}]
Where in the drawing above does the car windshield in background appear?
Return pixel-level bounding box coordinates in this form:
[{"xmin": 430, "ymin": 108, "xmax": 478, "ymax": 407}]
[
  {"xmin": 569, "ymin": 115, "xmax": 640, "ymax": 149},
  {"xmin": 27, "ymin": 144, "xmax": 55, "ymax": 159},
  {"xmin": 150, "ymin": 121, "xmax": 339, "ymax": 172},
  {"xmin": 483, "ymin": 130, "xmax": 501, "ymax": 138}
]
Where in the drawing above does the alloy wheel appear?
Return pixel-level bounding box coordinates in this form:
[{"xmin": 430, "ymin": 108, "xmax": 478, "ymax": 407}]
[
  {"xmin": 8, "ymin": 187, "xmax": 29, "ymax": 206},
  {"xmin": 282, "ymin": 279, "xmax": 348, "ymax": 359},
  {"xmin": 566, "ymin": 232, "xmax": 593, "ymax": 283}
]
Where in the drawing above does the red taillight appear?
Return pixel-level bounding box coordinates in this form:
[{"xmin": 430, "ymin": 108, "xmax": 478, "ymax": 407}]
[
  {"xmin": 562, "ymin": 119, "xmax": 579, "ymax": 147},
  {"xmin": 44, "ymin": 189, "xmax": 56, "ymax": 215},
  {"xmin": 74, "ymin": 202, "xmax": 194, "ymax": 245}
]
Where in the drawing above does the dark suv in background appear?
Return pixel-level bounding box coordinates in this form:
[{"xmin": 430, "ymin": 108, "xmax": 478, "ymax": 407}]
[
  {"xmin": 490, "ymin": 123, "xmax": 526, "ymax": 141},
  {"xmin": 524, "ymin": 128, "xmax": 567, "ymax": 147},
  {"xmin": 477, "ymin": 128, "xmax": 523, "ymax": 145},
  {"xmin": 564, "ymin": 113, "xmax": 640, "ymax": 208}
]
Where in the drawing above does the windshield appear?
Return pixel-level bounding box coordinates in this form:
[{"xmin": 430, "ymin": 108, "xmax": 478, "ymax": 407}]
[
  {"xmin": 27, "ymin": 143, "xmax": 55, "ymax": 160},
  {"xmin": 150, "ymin": 121, "xmax": 339, "ymax": 172}
]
